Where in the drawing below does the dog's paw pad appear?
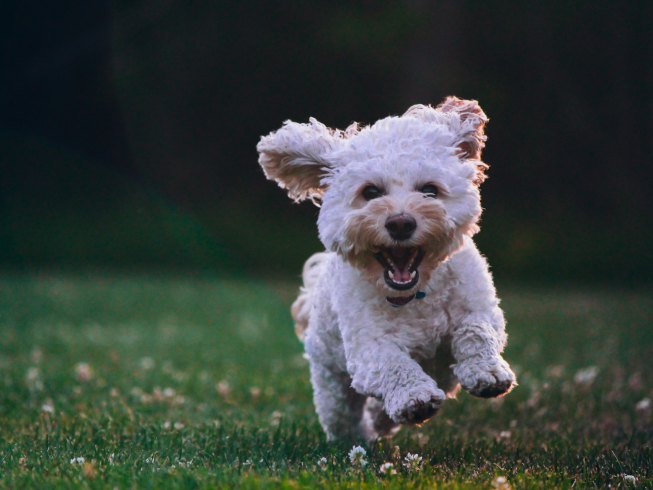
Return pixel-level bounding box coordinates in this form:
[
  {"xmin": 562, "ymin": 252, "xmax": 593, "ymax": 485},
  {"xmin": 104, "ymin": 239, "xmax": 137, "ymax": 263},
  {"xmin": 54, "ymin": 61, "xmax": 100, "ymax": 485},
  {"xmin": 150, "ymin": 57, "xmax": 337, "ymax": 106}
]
[
  {"xmin": 456, "ymin": 357, "xmax": 517, "ymax": 399},
  {"xmin": 470, "ymin": 379, "xmax": 515, "ymax": 398},
  {"xmin": 391, "ymin": 394, "xmax": 443, "ymax": 425},
  {"xmin": 405, "ymin": 398, "xmax": 441, "ymax": 424}
]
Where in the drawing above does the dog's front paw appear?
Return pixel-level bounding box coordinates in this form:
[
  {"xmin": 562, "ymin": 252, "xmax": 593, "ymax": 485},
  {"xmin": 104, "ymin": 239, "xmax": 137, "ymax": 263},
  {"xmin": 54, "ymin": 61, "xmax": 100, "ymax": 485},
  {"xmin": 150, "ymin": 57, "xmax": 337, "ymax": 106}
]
[
  {"xmin": 386, "ymin": 386, "xmax": 446, "ymax": 425},
  {"xmin": 455, "ymin": 357, "xmax": 516, "ymax": 398}
]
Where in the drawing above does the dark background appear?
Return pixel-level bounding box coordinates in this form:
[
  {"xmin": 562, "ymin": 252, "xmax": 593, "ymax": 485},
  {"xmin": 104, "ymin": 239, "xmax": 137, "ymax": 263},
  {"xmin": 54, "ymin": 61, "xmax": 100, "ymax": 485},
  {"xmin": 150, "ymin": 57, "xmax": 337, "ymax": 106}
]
[{"xmin": 1, "ymin": 1, "xmax": 652, "ymax": 283}]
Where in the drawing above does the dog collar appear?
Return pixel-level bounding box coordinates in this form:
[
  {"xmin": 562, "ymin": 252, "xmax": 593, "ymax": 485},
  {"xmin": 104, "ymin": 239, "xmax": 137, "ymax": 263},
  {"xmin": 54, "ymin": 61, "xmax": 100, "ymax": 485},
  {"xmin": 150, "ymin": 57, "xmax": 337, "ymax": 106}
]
[{"xmin": 387, "ymin": 291, "xmax": 426, "ymax": 307}]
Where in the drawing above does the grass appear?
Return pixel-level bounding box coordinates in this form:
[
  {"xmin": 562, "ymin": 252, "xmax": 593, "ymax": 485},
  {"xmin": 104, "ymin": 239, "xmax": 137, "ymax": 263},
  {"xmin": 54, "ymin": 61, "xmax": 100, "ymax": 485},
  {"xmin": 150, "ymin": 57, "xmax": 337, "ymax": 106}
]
[{"xmin": 0, "ymin": 272, "xmax": 650, "ymax": 489}]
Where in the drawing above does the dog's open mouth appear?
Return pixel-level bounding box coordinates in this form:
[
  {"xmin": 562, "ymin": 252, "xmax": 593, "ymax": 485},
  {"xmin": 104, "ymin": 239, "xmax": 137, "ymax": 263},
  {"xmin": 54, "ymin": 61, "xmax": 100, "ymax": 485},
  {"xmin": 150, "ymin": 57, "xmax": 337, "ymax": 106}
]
[{"xmin": 373, "ymin": 247, "xmax": 426, "ymax": 291}]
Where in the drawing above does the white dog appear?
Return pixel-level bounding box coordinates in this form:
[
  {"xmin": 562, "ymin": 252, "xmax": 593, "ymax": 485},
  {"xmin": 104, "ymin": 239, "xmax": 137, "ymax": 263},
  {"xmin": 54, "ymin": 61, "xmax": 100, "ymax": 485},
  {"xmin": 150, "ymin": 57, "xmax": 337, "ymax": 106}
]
[{"xmin": 257, "ymin": 97, "xmax": 516, "ymax": 442}]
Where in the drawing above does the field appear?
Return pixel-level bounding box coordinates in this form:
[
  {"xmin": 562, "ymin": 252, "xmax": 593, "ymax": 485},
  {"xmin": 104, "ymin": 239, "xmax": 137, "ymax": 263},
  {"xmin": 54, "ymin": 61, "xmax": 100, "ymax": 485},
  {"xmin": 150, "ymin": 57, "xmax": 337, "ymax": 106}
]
[{"xmin": 0, "ymin": 272, "xmax": 650, "ymax": 488}]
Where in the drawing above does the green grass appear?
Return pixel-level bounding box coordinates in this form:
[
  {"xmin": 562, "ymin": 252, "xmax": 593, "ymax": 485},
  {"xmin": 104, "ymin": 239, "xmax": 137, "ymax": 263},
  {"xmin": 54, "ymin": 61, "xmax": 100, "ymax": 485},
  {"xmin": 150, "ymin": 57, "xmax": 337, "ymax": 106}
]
[{"xmin": 0, "ymin": 273, "xmax": 651, "ymax": 488}]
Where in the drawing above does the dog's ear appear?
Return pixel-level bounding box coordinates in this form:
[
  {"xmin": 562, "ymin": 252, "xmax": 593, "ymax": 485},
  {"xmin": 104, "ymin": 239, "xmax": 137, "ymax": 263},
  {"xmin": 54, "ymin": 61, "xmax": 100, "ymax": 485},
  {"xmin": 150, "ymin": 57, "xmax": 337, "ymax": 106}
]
[
  {"xmin": 404, "ymin": 97, "xmax": 488, "ymax": 160},
  {"xmin": 404, "ymin": 97, "xmax": 489, "ymax": 184},
  {"xmin": 258, "ymin": 118, "xmax": 346, "ymax": 202},
  {"xmin": 436, "ymin": 96, "xmax": 488, "ymax": 161}
]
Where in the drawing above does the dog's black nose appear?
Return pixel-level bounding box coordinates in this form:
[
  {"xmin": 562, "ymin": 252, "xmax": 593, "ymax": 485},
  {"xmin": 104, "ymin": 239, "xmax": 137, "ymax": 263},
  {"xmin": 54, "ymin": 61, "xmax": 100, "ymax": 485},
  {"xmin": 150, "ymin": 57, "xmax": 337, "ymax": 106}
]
[{"xmin": 385, "ymin": 214, "xmax": 416, "ymax": 241}]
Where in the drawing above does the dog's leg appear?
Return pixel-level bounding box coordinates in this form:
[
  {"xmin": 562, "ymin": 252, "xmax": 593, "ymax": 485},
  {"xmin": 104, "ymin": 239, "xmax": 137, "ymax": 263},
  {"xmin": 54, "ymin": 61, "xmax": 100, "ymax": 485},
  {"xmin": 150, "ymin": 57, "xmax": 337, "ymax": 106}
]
[
  {"xmin": 360, "ymin": 397, "xmax": 400, "ymax": 442},
  {"xmin": 451, "ymin": 322, "xmax": 516, "ymax": 398},
  {"xmin": 344, "ymin": 336, "xmax": 447, "ymax": 426},
  {"xmin": 309, "ymin": 362, "xmax": 367, "ymax": 441}
]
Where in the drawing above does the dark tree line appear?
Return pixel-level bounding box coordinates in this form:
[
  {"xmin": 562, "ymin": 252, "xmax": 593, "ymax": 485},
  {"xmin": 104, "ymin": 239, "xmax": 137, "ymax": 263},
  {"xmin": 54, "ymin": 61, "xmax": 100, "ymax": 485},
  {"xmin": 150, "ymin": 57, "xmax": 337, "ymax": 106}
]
[{"xmin": 1, "ymin": 1, "xmax": 652, "ymax": 280}]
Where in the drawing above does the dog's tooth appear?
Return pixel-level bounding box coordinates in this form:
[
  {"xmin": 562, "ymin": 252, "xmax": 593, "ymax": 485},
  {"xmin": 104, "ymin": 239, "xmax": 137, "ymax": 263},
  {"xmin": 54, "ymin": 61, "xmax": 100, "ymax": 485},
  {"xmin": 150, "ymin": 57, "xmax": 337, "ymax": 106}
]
[
  {"xmin": 410, "ymin": 271, "xmax": 416, "ymax": 279},
  {"xmin": 388, "ymin": 270, "xmax": 394, "ymax": 279}
]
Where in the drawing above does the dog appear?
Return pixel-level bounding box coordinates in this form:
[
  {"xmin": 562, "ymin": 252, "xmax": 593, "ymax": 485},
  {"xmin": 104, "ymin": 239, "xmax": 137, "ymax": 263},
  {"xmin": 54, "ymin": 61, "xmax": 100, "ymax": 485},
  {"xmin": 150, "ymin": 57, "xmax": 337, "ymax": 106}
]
[{"xmin": 257, "ymin": 97, "xmax": 516, "ymax": 442}]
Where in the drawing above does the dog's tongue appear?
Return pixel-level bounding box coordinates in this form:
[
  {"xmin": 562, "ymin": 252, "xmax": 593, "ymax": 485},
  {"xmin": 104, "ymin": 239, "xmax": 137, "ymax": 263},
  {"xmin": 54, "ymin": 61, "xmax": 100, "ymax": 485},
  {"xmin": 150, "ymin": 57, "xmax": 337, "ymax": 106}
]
[{"xmin": 391, "ymin": 247, "xmax": 413, "ymax": 283}]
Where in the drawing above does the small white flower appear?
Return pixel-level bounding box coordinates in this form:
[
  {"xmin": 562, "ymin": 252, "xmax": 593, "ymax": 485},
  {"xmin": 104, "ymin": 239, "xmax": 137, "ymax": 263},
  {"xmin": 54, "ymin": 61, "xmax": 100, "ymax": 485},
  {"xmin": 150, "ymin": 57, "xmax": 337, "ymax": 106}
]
[
  {"xmin": 26, "ymin": 367, "xmax": 44, "ymax": 391},
  {"xmin": 140, "ymin": 357, "xmax": 155, "ymax": 370},
  {"xmin": 492, "ymin": 475, "xmax": 511, "ymax": 489},
  {"xmin": 173, "ymin": 422, "xmax": 184, "ymax": 429},
  {"xmin": 163, "ymin": 421, "xmax": 171, "ymax": 429},
  {"xmin": 26, "ymin": 367, "xmax": 40, "ymax": 381},
  {"xmin": 41, "ymin": 399, "xmax": 55, "ymax": 414},
  {"xmin": 270, "ymin": 411, "xmax": 283, "ymax": 426},
  {"xmin": 70, "ymin": 457, "xmax": 85, "ymax": 465},
  {"xmin": 348, "ymin": 445, "xmax": 367, "ymax": 466},
  {"xmin": 74, "ymin": 363, "xmax": 93, "ymax": 383},
  {"xmin": 574, "ymin": 366, "xmax": 599, "ymax": 386},
  {"xmin": 243, "ymin": 459, "xmax": 252, "ymax": 466},
  {"xmin": 163, "ymin": 387, "xmax": 176, "ymax": 398},
  {"xmin": 216, "ymin": 380, "xmax": 230, "ymax": 397},
  {"xmin": 635, "ymin": 398, "xmax": 650, "ymax": 411},
  {"xmin": 176, "ymin": 458, "xmax": 193, "ymax": 467},
  {"xmin": 623, "ymin": 474, "xmax": 637, "ymax": 484},
  {"xmin": 249, "ymin": 386, "xmax": 261, "ymax": 398},
  {"xmin": 403, "ymin": 453, "xmax": 422, "ymax": 472},
  {"xmin": 379, "ymin": 462, "xmax": 396, "ymax": 475},
  {"xmin": 498, "ymin": 430, "xmax": 511, "ymax": 440},
  {"xmin": 317, "ymin": 457, "xmax": 327, "ymax": 469}
]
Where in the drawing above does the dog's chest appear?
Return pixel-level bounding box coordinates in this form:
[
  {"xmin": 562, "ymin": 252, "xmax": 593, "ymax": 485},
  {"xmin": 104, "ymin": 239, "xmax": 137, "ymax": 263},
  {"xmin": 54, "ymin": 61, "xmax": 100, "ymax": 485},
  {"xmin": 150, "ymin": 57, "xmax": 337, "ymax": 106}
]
[{"xmin": 383, "ymin": 295, "xmax": 452, "ymax": 359}]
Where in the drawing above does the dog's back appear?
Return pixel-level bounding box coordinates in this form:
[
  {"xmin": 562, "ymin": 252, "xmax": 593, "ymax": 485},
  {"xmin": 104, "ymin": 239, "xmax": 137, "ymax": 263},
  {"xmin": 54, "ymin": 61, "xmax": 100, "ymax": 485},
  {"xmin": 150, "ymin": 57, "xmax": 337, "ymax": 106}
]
[{"xmin": 291, "ymin": 252, "xmax": 331, "ymax": 341}]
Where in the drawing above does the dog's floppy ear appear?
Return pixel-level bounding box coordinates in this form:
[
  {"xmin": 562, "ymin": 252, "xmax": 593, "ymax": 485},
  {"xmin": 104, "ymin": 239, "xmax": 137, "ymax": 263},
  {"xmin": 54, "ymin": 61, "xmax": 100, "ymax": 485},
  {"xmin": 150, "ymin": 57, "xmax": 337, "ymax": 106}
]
[
  {"xmin": 404, "ymin": 96, "xmax": 489, "ymax": 184},
  {"xmin": 258, "ymin": 118, "xmax": 346, "ymax": 202},
  {"xmin": 436, "ymin": 96, "xmax": 488, "ymax": 161},
  {"xmin": 404, "ymin": 96, "xmax": 488, "ymax": 160}
]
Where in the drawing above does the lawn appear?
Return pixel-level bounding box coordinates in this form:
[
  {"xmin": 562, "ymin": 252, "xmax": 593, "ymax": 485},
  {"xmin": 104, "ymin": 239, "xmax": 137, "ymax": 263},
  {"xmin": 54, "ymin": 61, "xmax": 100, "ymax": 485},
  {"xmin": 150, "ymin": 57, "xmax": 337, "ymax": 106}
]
[{"xmin": 0, "ymin": 272, "xmax": 650, "ymax": 488}]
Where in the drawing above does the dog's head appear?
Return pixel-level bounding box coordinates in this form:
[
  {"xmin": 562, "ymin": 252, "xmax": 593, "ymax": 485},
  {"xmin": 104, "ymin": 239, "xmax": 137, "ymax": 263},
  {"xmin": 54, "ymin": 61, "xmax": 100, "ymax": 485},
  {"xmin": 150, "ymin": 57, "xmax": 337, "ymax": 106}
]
[{"xmin": 258, "ymin": 97, "xmax": 489, "ymax": 300}]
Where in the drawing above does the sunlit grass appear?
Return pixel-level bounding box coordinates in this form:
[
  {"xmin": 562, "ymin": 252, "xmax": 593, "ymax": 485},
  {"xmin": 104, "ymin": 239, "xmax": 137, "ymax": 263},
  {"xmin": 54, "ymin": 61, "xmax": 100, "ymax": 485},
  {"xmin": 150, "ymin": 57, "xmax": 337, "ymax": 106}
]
[{"xmin": 0, "ymin": 273, "xmax": 650, "ymax": 488}]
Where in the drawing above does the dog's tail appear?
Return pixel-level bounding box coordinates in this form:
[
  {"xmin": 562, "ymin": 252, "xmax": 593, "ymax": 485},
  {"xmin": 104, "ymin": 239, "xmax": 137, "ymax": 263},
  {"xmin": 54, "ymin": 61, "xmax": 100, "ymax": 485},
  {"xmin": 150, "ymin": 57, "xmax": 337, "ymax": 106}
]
[{"xmin": 291, "ymin": 252, "xmax": 330, "ymax": 342}]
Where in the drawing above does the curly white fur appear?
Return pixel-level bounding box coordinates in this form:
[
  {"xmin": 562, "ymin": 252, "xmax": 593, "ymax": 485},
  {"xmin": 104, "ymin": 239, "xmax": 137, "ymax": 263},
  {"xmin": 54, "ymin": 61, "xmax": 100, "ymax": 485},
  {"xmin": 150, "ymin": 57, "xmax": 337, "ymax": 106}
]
[{"xmin": 258, "ymin": 97, "xmax": 516, "ymax": 442}]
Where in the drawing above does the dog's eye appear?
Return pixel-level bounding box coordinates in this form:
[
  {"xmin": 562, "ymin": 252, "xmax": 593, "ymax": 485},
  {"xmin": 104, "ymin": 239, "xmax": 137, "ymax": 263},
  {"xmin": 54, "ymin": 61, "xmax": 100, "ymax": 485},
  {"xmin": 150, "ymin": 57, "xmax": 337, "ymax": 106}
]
[
  {"xmin": 362, "ymin": 185, "xmax": 383, "ymax": 201},
  {"xmin": 420, "ymin": 184, "xmax": 439, "ymax": 198}
]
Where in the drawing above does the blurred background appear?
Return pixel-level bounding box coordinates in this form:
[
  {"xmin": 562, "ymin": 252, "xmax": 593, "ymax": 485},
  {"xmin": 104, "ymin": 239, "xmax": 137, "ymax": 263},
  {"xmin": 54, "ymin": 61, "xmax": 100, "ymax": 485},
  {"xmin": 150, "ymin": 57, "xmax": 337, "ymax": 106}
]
[{"xmin": 1, "ymin": 1, "xmax": 652, "ymax": 283}]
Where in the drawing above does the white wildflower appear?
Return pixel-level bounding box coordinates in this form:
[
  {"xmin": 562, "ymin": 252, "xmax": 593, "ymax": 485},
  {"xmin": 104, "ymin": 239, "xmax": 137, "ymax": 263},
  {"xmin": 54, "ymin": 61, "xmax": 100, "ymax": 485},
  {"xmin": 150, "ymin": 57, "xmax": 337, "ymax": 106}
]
[
  {"xmin": 216, "ymin": 380, "xmax": 230, "ymax": 397},
  {"xmin": 317, "ymin": 457, "xmax": 327, "ymax": 469},
  {"xmin": 546, "ymin": 365, "xmax": 565, "ymax": 378},
  {"xmin": 348, "ymin": 445, "xmax": 367, "ymax": 467},
  {"xmin": 498, "ymin": 430, "xmax": 512, "ymax": 440},
  {"xmin": 41, "ymin": 399, "xmax": 55, "ymax": 413},
  {"xmin": 249, "ymin": 387, "xmax": 261, "ymax": 398},
  {"xmin": 635, "ymin": 398, "xmax": 650, "ymax": 411},
  {"xmin": 139, "ymin": 357, "xmax": 155, "ymax": 370},
  {"xmin": 74, "ymin": 363, "xmax": 93, "ymax": 383},
  {"xmin": 492, "ymin": 475, "xmax": 511, "ymax": 489},
  {"xmin": 624, "ymin": 474, "xmax": 637, "ymax": 485},
  {"xmin": 270, "ymin": 411, "xmax": 283, "ymax": 426},
  {"xmin": 379, "ymin": 462, "xmax": 396, "ymax": 475},
  {"xmin": 574, "ymin": 366, "xmax": 599, "ymax": 386},
  {"xmin": 176, "ymin": 458, "xmax": 193, "ymax": 467},
  {"xmin": 26, "ymin": 367, "xmax": 44, "ymax": 391},
  {"xmin": 243, "ymin": 459, "xmax": 252, "ymax": 466},
  {"xmin": 173, "ymin": 422, "xmax": 184, "ymax": 429},
  {"xmin": 30, "ymin": 347, "xmax": 43, "ymax": 364},
  {"xmin": 70, "ymin": 457, "xmax": 85, "ymax": 465},
  {"xmin": 163, "ymin": 421, "xmax": 171, "ymax": 429},
  {"xmin": 163, "ymin": 387, "xmax": 176, "ymax": 398},
  {"xmin": 403, "ymin": 453, "xmax": 422, "ymax": 472}
]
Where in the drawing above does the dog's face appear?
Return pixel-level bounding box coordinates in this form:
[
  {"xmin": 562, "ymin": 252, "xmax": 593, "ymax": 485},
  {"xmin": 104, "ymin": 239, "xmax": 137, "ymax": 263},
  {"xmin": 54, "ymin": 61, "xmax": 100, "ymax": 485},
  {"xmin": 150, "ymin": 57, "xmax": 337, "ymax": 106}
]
[{"xmin": 258, "ymin": 97, "xmax": 489, "ymax": 300}]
